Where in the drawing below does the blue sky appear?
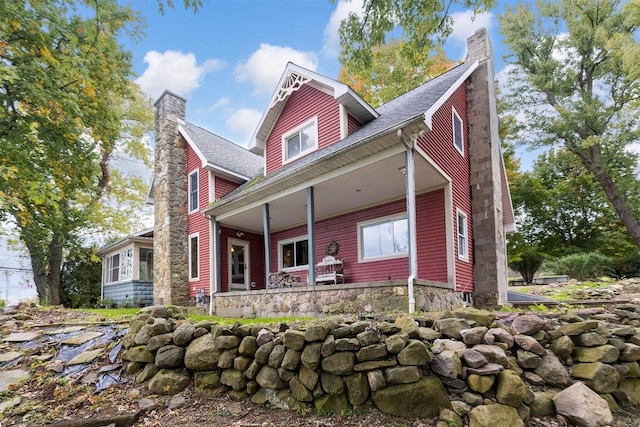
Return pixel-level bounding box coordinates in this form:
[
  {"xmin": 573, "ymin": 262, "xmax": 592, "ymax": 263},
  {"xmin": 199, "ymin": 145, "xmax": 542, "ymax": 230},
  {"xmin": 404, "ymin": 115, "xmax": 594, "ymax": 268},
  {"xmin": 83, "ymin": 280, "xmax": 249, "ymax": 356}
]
[{"xmin": 125, "ymin": 0, "xmax": 513, "ymax": 152}]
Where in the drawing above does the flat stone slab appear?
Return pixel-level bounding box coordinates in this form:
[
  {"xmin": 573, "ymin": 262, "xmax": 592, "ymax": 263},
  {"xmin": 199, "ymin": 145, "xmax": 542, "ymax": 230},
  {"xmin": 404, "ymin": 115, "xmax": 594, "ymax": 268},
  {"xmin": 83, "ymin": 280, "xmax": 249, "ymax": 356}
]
[
  {"xmin": 0, "ymin": 351, "xmax": 22, "ymax": 363},
  {"xmin": 62, "ymin": 331, "xmax": 104, "ymax": 346},
  {"xmin": 3, "ymin": 331, "xmax": 42, "ymax": 342},
  {"xmin": 0, "ymin": 369, "xmax": 29, "ymax": 392},
  {"xmin": 68, "ymin": 348, "xmax": 103, "ymax": 365},
  {"xmin": 46, "ymin": 326, "xmax": 86, "ymax": 335}
]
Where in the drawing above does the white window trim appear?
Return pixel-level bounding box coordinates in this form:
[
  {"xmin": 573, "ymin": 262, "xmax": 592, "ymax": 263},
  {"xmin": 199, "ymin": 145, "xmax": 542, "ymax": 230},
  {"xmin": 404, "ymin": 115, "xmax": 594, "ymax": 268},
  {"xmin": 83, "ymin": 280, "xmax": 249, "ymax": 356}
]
[
  {"xmin": 278, "ymin": 235, "xmax": 309, "ymax": 272},
  {"xmin": 357, "ymin": 214, "xmax": 409, "ymax": 263},
  {"xmin": 281, "ymin": 116, "xmax": 318, "ymax": 165},
  {"xmin": 452, "ymin": 107, "xmax": 464, "ymax": 156},
  {"xmin": 104, "ymin": 246, "xmax": 134, "ymax": 285},
  {"xmin": 457, "ymin": 208, "xmax": 469, "ymax": 262},
  {"xmin": 189, "ymin": 233, "xmax": 200, "ymax": 281},
  {"xmin": 188, "ymin": 169, "xmax": 199, "ymax": 213}
]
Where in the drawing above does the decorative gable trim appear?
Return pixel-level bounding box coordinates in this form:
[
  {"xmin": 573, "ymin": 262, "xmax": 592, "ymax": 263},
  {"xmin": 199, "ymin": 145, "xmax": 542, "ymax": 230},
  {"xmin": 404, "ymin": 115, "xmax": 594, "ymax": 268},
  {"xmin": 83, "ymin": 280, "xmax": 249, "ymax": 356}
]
[
  {"xmin": 270, "ymin": 72, "xmax": 311, "ymax": 109},
  {"xmin": 249, "ymin": 62, "xmax": 378, "ymax": 155}
]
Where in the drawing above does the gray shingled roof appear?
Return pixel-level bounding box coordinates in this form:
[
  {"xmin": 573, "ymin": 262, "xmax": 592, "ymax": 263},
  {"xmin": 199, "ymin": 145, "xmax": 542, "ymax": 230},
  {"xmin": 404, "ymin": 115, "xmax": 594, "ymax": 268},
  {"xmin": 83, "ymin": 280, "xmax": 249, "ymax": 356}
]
[
  {"xmin": 182, "ymin": 122, "xmax": 263, "ymax": 179},
  {"xmin": 212, "ymin": 60, "xmax": 476, "ymax": 203}
]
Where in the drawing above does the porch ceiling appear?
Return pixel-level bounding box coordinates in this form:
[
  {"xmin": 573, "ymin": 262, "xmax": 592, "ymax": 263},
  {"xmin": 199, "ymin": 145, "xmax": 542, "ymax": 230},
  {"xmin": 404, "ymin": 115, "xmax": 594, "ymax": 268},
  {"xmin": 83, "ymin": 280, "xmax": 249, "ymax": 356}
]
[{"xmin": 219, "ymin": 152, "xmax": 448, "ymax": 234}]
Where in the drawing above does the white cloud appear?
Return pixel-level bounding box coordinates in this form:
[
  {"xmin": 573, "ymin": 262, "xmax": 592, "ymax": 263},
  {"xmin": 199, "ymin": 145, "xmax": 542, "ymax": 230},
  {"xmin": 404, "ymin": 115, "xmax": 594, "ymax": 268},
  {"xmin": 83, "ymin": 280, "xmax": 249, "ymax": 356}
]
[
  {"xmin": 322, "ymin": 0, "xmax": 364, "ymax": 58},
  {"xmin": 226, "ymin": 108, "xmax": 262, "ymax": 143},
  {"xmin": 235, "ymin": 44, "xmax": 318, "ymax": 96},
  {"xmin": 449, "ymin": 11, "xmax": 494, "ymax": 45},
  {"xmin": 135, "ymin": 50, "xmax": 226, "ymax": 100}
]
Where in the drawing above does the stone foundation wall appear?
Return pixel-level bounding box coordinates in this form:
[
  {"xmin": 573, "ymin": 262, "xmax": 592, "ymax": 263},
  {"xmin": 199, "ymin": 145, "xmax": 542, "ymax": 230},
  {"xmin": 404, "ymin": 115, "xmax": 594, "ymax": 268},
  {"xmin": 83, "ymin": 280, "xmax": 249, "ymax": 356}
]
[
  {"xmin": 122, "ymin": 305, "xmax": 640, "ymax": 426},
  {"xmin": 213, "ymin": 281, "xmax": 464, "ymax": 318}
]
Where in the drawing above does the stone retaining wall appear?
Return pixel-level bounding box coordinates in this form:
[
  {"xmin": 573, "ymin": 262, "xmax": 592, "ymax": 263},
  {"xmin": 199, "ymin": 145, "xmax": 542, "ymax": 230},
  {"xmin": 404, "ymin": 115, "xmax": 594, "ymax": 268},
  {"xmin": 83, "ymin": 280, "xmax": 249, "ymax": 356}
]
[
  {"xmin": 122, "ymin": 305, "xmax": 640, "ymax": 426},
  {"xmin": 213, "ymin": 281, "xmax": 463, "ymax": 318}
]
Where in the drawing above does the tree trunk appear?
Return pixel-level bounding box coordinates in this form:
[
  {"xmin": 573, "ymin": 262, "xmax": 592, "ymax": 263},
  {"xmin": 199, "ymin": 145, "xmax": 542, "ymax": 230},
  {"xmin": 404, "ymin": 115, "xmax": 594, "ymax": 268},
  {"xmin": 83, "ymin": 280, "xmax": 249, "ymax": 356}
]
[
  {"xmin": 579, "ymin": 145, "xmax": 640, "ymax": 247},
  {"xmin": 25, "ymin": 239, "xmax": 63, "ymax": 306}
]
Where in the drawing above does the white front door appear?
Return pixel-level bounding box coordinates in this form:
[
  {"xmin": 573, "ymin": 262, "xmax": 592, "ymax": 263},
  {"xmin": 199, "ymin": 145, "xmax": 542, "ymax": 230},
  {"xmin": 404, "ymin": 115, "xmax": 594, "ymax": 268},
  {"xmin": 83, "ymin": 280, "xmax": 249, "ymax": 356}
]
[{"xmin": 229, "ymin": 239, "xmax": 249, "ymax": 291}]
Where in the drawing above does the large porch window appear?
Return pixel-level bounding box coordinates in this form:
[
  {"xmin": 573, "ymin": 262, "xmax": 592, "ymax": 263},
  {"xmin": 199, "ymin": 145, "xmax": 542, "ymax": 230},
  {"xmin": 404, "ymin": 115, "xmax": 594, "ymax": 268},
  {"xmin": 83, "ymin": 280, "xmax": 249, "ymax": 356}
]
[
  {"xmin": 279, "ymin": 237, "xmax": 309, "ymax": 270},
  {"xmin": 358, "ymin": 215, "xmax": 409, "ymax": 261}
]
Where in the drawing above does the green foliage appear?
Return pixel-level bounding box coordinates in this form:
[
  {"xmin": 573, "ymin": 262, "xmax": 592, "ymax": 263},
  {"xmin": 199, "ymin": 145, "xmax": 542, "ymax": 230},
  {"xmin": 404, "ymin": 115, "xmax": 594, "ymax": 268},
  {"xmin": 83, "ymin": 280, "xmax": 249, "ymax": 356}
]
[
  {"xmin": 0, "ymin": 0, "xmax": 153, "ymax": 305},
  {"xmin": 508, "ymin": 246, "xmax": 545, "ymax": 284},
  {"xmin": 611, "ymin": 249, "xmax": 640, "ymax": 278},
  {"xmin": 508, "ymin": 148, "xmax": 636, "ymax": 258},
  {"xmin": 338, "ymin": 41, "xmax": 455, "ymax": 108},
  {"xmin": 550, "ymin": 252, "xmax": 614, "ymax": 281},
  {"xmin": 335, "ymin": 0, "xmax": 494, "ymax": 69},
  {"xmin": 500, "ymin": 0, "xmax": 640, "ymax": 247},
  {"xmin": 60, "ymin": 246, "xmax": 102, "ymax": 308}
]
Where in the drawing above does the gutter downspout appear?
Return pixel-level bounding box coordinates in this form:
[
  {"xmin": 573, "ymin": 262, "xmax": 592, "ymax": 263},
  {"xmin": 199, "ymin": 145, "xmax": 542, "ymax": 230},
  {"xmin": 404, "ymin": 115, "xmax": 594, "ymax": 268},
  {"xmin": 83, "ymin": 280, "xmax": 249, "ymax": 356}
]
[{"xmin": 398, "ymin": 129, "xmax": 420, "ymax": 314}]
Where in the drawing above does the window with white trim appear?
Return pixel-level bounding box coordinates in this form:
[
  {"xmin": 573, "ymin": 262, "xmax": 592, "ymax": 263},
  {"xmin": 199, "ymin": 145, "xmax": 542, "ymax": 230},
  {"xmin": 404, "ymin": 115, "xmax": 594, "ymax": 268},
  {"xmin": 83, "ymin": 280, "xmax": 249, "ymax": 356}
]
[
  {"xmin": 358, "ymin": 215, "xmax": 409, "ymax": 261},
  {"xmin": 457, "ymin": 209, "xmax": 469, "ymax": 261},
  {"xmin": 452, "ymin": 107, "xmax": 464, "ymax": 155},
  {"xmin": 188, "ymin": 170, "xmax": 199, "ymax": 213},
  {"xmin": 283, "ymin": 118, "xmax": 317, "ymax": 163},
  {"xmin": 189, "ymin": 234, "xmax": 199, "ymax": 281},
  {"xmin": 279, "ymin": 237, "xmax": 309, "ymax": 270},
  {"xmin": 105, "ymin": 249, "xmax": 133, "ymax": 284}
]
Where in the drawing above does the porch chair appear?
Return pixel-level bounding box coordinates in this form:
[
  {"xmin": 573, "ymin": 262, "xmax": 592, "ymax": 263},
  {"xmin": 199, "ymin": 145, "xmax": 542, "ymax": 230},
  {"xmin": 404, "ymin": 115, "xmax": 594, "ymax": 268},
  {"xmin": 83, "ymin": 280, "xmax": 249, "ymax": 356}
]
[{"xmin": 314, "ymin": 255, "xmax": 345, "ymax": 285}]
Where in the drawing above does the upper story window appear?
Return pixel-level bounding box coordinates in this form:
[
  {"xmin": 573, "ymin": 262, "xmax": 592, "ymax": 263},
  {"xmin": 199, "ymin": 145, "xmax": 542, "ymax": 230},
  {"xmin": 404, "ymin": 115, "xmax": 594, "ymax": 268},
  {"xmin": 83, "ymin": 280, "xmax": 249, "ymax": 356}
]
[
  {"xmin": 358, "ymin": 215, "xmax": 409, "ymax": 262},
  {"xmin": 457, "ymin": 209, "xmax": 469, "ymax": 261},
  {"xmin": 189, "ymin": 170, "xmax": 199, "ymax": 213},
  {"xmin": 452, "ymin": 107, "xmax": 464, "ymax": 156},
  {"xmin": 279, "ymin": 237, "xmax": 309, "ymax": 270},
  {"xmin": 283, "ymin": 117, "xmax": 318, "ymax": 163}
]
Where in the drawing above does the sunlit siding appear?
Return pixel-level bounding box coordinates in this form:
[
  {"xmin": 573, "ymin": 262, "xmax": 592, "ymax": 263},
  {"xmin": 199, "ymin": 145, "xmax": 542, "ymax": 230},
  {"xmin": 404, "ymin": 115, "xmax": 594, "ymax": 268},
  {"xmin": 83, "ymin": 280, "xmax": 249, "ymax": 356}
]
[
  {"xmin": 347, "ymin": 114, "xmax": 362, "ymax": 135},
  {"xmin": 186, "ymin": 144, "xmax": 210, "ymax": 299},
  {"xmin": 270, "ymin": 200, "xmax": 412, "ymax": 284},
  {"xmin": 265, "ymin": 85, "xmax": 341, "ymax": 174},
  {"xmin": 416, "ymin": 189, "xmax": 447, "ymax": 282},
  {"xmin": 218, "ymin": 227, "xmax": 265, "ymax": 293},
  {"xmin": 215, "ymin": 175, "xmax": 240, "ymax": 199},
  {"xmin": 417, "ymin": 85, "xmax": 473, "ymax": 291}
]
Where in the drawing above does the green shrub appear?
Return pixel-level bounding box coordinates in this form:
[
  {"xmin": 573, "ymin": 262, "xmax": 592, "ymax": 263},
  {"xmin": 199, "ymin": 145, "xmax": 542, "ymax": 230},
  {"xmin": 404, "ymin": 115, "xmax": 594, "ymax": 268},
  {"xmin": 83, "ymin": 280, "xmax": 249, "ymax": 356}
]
[
  {"xmin": 611, "ymin": 249, "xmax": 640, "ymax": 278},
  {"xmin": 551, "ymin": 252, "xmax": 613, "ymax": 281},
  {"xmin": 508, "ymin": 246, "xmax": 545, "ymax": 284}
]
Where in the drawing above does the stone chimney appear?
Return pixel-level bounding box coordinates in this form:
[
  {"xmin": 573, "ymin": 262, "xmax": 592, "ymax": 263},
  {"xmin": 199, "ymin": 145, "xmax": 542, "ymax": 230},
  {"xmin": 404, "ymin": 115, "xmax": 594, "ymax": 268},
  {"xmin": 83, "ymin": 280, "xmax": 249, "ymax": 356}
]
[
  {"xmin": 465, "ymin": 28, "xmax": 508, "ymax": 307},
  {"xmin": 153, "ymin": 90, "xmax": 190, "ymax": 306}
]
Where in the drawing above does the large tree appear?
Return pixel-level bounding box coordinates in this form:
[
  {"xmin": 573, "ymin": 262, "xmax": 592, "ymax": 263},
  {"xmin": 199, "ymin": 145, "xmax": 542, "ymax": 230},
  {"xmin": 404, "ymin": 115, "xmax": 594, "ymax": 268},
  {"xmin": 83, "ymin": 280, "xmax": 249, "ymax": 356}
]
[
  {"xmin": 500, "ymin": 0, "xmax": 640, "ymax": 246},
  {"xmin": 335, "ymin": 0, "xmax": 495, "ymax": 68},
  {"xmin": 0, "ymin": 0, "xmax": 152, "ymax": 305},
  {"xmin": 338, "ymin": 40, "xmax": 455, "ymax": 108}
]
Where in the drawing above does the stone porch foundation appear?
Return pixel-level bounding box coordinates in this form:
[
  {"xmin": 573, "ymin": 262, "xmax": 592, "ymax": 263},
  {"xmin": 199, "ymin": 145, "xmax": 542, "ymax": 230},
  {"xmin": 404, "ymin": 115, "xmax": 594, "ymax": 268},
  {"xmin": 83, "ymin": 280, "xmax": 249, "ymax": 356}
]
[{"xmin": 213, "ymin": 280, "xmax": 465, "ymax": 318}]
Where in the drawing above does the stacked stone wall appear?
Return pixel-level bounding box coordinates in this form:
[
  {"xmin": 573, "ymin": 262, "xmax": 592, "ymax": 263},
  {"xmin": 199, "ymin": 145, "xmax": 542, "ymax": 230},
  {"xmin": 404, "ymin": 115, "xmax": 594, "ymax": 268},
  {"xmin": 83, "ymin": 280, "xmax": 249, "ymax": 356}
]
[
  {"xmin": 213, "ymin": 282, "xmax": 463, "ymax": 318},
  {"xmin": 122, "ymin": 305, "xmax": 640, "ymax": 426}
]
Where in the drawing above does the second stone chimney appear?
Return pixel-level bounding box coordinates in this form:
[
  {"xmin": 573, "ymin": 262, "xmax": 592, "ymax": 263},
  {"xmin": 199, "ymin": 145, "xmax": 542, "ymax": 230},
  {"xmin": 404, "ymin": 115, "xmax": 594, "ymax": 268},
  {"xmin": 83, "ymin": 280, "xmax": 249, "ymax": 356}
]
[{"xmin": 153, "ymin": 90, "xmax": 190, "ymax": 306}]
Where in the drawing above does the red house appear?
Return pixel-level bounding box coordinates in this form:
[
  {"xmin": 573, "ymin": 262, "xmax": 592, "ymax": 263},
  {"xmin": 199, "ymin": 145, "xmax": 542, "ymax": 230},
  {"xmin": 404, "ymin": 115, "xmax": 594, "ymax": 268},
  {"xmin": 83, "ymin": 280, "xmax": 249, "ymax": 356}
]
[{"xmin": 151, "ymin": 29, "xmax": 514, "ymax": 317}]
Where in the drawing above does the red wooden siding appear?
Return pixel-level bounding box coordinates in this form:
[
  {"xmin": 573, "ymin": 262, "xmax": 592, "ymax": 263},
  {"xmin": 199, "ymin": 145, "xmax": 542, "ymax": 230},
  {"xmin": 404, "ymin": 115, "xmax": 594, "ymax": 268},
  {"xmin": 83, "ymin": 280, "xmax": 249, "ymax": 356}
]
[
  {"xmin": 347, "ymin": 114, "xmax": 362, "ymax": 136},
  {"xmin": 186, "ymin": 144, "xmax": 211, "ymax": 299},
  {"xmin": 417, "ymin": 85, "xmax": 473, "ymax": 291},
  {"xmin": 215, "ymin": 175, "xmax": 240, "ymax": 199},
  {"xmin": 218, "ymin": 227, "xmax": 266, "ymax": 293},
  {"xmin": 416, "ymin": 189, "xmax": 447, "ymax": 282},
  {"xmin": 268, "ymin": 193, "xmax": 448, "ymax": 285},
  {"xmin": 265, "ymin": 85, "xmax": 342, "ymax": 174}
]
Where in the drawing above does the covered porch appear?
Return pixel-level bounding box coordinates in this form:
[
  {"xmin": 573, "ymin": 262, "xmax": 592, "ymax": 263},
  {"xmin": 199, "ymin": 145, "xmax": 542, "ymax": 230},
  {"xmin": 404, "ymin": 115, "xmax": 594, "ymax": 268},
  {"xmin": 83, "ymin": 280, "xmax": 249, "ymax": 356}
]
[{"xmin": 205, "ymin": 123, "xmax": 462, "ymax": 313}]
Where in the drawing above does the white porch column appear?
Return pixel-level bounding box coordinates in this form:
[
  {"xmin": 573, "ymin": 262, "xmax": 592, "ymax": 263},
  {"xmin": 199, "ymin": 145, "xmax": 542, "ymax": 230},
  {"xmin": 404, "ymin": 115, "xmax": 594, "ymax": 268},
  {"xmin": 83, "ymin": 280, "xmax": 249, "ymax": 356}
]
[
  {"xmin": 307, "ymin": 187, "xmax": 316, "ymax": 285},
  {"xmin": 263, "ymin": 203, "xmax": 271, "ymax": 288},
  {"xmin": 405, "ymin": 141, "xmax": 418, "ymax": 314},
  {"xmin": 211, "ymin": 218, "xmax": 221, "ymax": 315}
]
